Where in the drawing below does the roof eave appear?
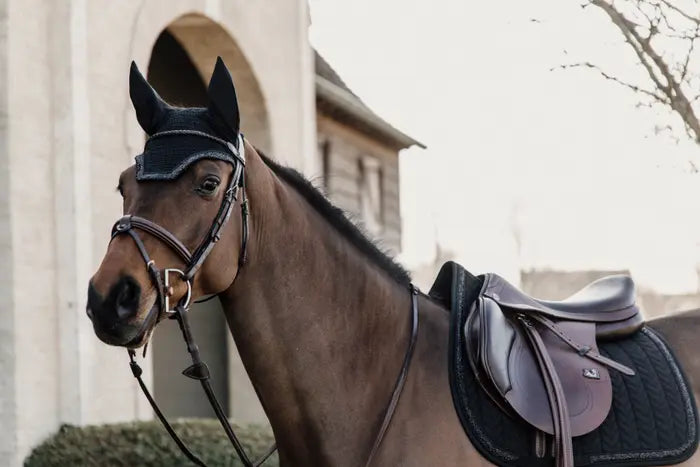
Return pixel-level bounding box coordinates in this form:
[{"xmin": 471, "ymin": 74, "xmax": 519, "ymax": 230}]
[{"xmin": 315, "ymin": 75, "xmax": 426, "ymax": 150}]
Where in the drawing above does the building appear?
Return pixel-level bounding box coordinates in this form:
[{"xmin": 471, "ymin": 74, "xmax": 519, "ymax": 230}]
[
  {"xmin": 0, "ymin": 2, "xmax": 420, "ymax": 465},
  {"xmin": 315, "ymin": 51, "xmax": 423, "ymax": 254}
]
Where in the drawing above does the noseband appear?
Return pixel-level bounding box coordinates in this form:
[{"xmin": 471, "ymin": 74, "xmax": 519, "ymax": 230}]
[{"xmin": 109, "ymin": 131, "xmax": 419, "ymax": 467}]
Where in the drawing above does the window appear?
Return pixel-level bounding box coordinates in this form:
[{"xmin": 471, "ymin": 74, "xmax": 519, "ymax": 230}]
[
  {"xmin": 357, "ymin": 155, "xmax": 384, "ymax": 235},
  {"xmin": 321, "ymin": 140, "xmax": 331, "ymax": 192}
]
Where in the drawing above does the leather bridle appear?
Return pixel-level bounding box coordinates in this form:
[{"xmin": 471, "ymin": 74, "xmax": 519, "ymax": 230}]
[{"xmin": 110, "ymin": 131, "xmax": 419, "ymax": 466}]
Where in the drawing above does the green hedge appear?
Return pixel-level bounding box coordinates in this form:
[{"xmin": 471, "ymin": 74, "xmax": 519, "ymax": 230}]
[{"xmin": 25, "ymin": 419, "xmax": 278, "ymax": 467}]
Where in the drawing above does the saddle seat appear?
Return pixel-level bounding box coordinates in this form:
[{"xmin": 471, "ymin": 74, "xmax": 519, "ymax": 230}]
[
  {"xmin": 465, "ymin": 273, "xmax": 644, "ymax": 467},
  {"xmin": 483, "ymin": 274, "xmax": 643, "ymax": 339},
  {"xmin": 536, "ymin": 275, "xmax": 635, "ymax": 314}
]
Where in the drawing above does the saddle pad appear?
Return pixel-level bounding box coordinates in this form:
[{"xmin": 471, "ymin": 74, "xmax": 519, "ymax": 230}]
[{"xmin": 429, "ymin": 261, "xmax": 699, "ymax": 467}]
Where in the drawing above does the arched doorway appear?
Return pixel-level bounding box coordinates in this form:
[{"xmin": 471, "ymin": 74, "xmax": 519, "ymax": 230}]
[
  {"xmin": 146, "ymin": 14, "xmax": 271, "ymax": 421},
  {"xmin": 147, "ymin": 28, "xmax": 230, "ymax": 418},
  {"xmin": 160, "ymin": 13, "xmax": 272, "ymax": 152}
]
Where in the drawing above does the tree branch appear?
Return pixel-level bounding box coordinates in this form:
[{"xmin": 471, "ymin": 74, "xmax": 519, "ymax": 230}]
[
  {"xmin": 554, "ymin": 62, "xmax": 669, "ymax": 103},
  {"xmin": 590, "ymin": 0, "xmax": 700, "ymax": 143},
  {"xmin": 658, "ymin": 0, "xmax": 700, "ymax": 25}
]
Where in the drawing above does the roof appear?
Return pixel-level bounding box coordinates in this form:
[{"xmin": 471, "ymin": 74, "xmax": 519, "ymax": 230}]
[{"xmin": 314, "ymin": 51, "xmax": 425, "ymax": 150}]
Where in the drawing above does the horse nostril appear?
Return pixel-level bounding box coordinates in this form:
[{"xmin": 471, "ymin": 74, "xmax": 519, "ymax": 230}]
[
  {"xmin": 114, "ymin": 277, "xmax": 141, "ymax": 321},
  {"xmin": 87, "ymin": 277, "xmax": 141, "ymax": 324},
  {"xmin": 87, "ymin": 281, "xmax": 102, "ymax": 321}
]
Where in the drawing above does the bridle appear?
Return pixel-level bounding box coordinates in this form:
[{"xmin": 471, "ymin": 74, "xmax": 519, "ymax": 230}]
[
  {"xmin": 109, "ymin": 131, "xmax": 419, "ymax": 466},
  {"xmin": 111, "ymin": 131, "xmax": 271, "ymax": 467}
]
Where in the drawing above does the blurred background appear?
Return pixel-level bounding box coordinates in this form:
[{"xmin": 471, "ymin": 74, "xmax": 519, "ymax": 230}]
[{"xmin": 4, "ymin": 0, "xmax": 700, "ymax": 465}]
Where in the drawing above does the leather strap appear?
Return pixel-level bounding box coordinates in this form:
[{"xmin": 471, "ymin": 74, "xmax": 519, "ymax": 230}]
[
  {"xmin": 515, "ymin": 313, "xmax": 635, "ymax": 467},
  {"xmin": 364, "ymin": 284, "xmax": 420, "ymax": 466},
  {"xmin": 528, "ymin": 313, "xmax": 635, "ymax": 376},
  {"xmin": 114, "ymin": 215, "xmax": 193, "ymax": 264},
  {"xmin": 128, "ymin": 350, "xmax": 207, "ymax": 467},
  {"xmin": 238, "ymin": 172, "xmax": 249, "ymax": 267},
  {"xmin": 173, "ymin": 304, "xmax": 276, "ymax": 467},
  {"xmin": 519, "ymin": 316, "xmax": 573, "ymax": 467},
  {"xmin": 127, "ymin": 311, "xmax": 276, "ymax": 467},
  {"xmin": 184, "ymin": 159, "xmax": 244, "ymax": 280}
]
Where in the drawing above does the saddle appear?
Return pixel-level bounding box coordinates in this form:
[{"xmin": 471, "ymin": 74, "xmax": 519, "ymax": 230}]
[{"xmin": 464, "ymin": 273, "xmax": 644, "ymax": 467}]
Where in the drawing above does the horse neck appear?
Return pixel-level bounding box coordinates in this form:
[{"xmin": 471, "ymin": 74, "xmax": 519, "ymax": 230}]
[{"xmin": 218, "ymin": 148, "xmax": 412, "ymax": 466}]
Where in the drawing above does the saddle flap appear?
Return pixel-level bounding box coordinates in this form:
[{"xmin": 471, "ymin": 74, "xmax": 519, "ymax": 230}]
[
  {"xmin": 473, "ymin": 289, "xmax": 614, "ymax": 437},
  {"xmin": 502, "ymin": 319, "xmax": 613, "ymax": 436},
  {"xmin": 479, "ymin": 297, "xmax": 516, "ymax": 394}
]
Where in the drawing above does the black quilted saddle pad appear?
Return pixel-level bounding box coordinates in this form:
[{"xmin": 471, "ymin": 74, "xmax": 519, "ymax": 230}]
[{"xmin": 429, "ymin": 261, "xmax": 699, "ymax": 467}]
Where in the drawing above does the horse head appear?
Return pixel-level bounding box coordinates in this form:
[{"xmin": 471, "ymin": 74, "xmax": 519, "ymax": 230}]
[{"xmin": 87, "ymin": 58, "xmax": 246, "ymax": 348}]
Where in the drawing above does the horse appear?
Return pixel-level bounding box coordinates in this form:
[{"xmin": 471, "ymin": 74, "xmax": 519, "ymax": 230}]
[{"xmin": 86, "ymin": 58, "xmax": 700, "ymax": 466}]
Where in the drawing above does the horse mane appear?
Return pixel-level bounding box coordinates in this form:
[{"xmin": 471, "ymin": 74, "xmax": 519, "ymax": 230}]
[{"xmin": 256, "ymin": 149, "xmax": 412, "ymax": 286}]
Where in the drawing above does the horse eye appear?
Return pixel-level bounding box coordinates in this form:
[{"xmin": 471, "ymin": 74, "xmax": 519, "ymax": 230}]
[{"xmin": 198, "ymin": 177, "xmax": 220, "ymax": 195}]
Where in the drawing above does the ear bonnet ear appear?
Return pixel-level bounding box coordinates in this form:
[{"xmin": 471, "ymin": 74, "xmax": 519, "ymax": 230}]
[
  {"xmin": 129, "ymin": 61, "xmax": 168, "ymax": 135},
  {"xmin": 131, "ymin": 57, "xmax": 244, "ymax": 182},
  {"xmin": 206, "ymin": 57, "xmax": 240, "ymax": 143}
]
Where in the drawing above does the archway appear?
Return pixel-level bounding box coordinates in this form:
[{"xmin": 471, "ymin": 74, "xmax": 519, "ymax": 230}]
[
  {"xmin": 164, "ymin": 13, "xmax": 272, "ymax": 152},
  {"xmin": 147, "ymin": 27, "xmax": 230, "ymax": 418},
  {"xmin": 146, "ymin": 14, "xmax": 271, "ymax": 421}
]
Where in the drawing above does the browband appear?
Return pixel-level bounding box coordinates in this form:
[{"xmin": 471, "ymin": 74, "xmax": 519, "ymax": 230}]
[{"xmin": 147, "ymin": 130, "xmax": 245, "ymax": 165}]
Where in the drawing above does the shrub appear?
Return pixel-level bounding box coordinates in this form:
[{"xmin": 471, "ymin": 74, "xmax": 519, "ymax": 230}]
[{"xmin": 25, "ymin": 419, "xmax": 278, "ymax": 467}]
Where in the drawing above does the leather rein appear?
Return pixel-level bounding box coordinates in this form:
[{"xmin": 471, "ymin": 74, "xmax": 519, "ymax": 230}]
[{"xmin": 110, "ymin": 132, "xmax": 419, "ymax": 466}]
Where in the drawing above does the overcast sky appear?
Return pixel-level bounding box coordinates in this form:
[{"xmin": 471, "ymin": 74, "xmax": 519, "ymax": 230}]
[{"xmin": 309, "ymin": 0, "xmax": 700, "ymax": 293}]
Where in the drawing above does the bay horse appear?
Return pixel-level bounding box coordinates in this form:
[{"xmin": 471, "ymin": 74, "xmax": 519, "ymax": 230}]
[{"xmin": 87, "ymin": 58, "xmax": 700, "ymax": 466}]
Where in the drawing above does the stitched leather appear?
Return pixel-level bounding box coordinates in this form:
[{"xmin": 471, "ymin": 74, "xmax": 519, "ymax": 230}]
[
  {"xmin": 433, "ymin": 261, "xmax": 699, "ymax": 467},
  {"xmin": 483, "ymin": 274, "xmax": 641, "ymax": 324},
  {"xmin": 466, "ymin": 273, "xmax": 640, "ymax": 467},
  {"xmin": 114, "ymin": 215, "xmax": 193, "ymax": 263}
]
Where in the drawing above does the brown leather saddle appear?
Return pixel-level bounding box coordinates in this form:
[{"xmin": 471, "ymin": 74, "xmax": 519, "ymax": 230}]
[{"xmin": 465, "ymin": 274, "xmax": 644, "ymax": 467}]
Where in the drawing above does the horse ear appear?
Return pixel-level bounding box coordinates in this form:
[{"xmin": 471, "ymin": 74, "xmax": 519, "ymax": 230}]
[
  {"xmin": 129, "ymin": 61, "xmax": 167, "ymax": 135},
  {"xmin": 207, "ymin": 57, "xmax": 240, "ymax": 142}
]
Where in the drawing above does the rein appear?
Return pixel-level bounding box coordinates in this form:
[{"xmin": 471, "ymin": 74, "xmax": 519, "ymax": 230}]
[{"xmin": 111, "ymin": 132, "xmax": 419, "ymax": 466}]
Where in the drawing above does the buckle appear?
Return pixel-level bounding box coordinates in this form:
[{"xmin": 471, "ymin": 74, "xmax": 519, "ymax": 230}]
[
  {"xmin": 113, "ymin": 216, "xmax": 132, "ymax": 234},
  {"xmin": 163, "ymin": 268, "xmax": 192, "ymax": 314},
  {"xmin": 224, "ymin": 186, "xmax": 237, "ymax": 201}
]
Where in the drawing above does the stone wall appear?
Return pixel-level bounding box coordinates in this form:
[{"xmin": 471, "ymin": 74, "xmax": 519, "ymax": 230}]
[{"xmin": 0, "ymin": 1, "xmax": 314, "ymax": 465}]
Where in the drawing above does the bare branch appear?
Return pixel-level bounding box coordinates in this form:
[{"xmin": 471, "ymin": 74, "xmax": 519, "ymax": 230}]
[
  {"xmin": 574, "ymin": 0, "xmax": 700, "ymax": 149},
  {"xmin": 680, "ymin": 24, "xmax": 700, "ymax": 80},
  {"xmin": 590, "ymin": 0, "xmax": 700, "ymax": 143},
  {"xmin": 554, "ymin": 62, "xmax": 669, "ymax": 102},
  {"xmin": 658, "ymin": 0, "xmax": 700, "ymax": 25}
]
